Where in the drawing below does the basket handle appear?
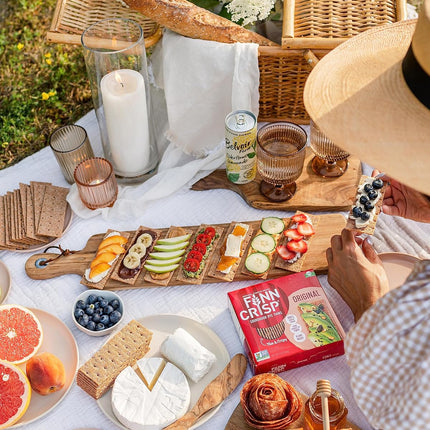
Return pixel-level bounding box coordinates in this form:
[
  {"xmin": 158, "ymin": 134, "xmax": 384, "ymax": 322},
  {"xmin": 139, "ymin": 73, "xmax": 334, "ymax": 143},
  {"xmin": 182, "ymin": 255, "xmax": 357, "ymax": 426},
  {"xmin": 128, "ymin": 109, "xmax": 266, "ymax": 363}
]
[{"xmin": 303, "ymin": 49, "xmax": 319, "ymax": 69}]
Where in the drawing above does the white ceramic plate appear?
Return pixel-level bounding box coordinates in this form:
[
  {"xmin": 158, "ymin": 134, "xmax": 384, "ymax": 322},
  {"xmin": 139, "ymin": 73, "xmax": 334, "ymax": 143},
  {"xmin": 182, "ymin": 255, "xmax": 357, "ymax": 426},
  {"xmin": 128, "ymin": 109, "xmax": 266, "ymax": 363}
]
[
  {"xmin": 13, "ymin": 203, "xmax": 73, "ymax": 253},
  {"xmin": 11, "ymin": 308, "xmax": 79, "ymax": 428},
  {"xmin": 379, "ymin": 252, "xmax": 420, "ymax": 290},
  {"xmin": 0, "ymin": 260, "xmax": 11, "ymax": 303},
  {"xmin": 97, "ymin": 314, "xmax": 230, "ymax": 430}
]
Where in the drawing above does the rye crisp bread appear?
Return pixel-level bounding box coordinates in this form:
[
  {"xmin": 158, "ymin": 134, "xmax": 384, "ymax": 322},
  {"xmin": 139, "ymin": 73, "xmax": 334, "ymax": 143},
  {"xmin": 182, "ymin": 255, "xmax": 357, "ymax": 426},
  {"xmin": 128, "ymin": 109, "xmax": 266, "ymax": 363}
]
[
  {"xmin": 0, "ymin": 196, "xmax": 7, "ymax": 249},
  {"xmin": 24, "ymin": 185, "xmax": 48, "ymax": 244},
  {"xmin": 37, "ymin": 184, "xmax": 69, "ymax": 237},
  {"xmin": 31, "ymin": 181, "xmax": 50, "ymax": 233}
]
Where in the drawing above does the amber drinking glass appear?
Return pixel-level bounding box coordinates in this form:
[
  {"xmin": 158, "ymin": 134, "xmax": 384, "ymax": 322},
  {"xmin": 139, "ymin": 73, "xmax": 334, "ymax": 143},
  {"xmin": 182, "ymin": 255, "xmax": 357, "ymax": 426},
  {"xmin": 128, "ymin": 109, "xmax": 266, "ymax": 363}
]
[
  {"xmin": 257, "ymin": 122, "xmax": 307, "ymax": 202},
  {"xmin": 74, "ymin": 157, "xmax": 118, "ymax": 209},
  {"xmin": 310, "ymin": 120, "xmax": 350, "ymax": 177}
]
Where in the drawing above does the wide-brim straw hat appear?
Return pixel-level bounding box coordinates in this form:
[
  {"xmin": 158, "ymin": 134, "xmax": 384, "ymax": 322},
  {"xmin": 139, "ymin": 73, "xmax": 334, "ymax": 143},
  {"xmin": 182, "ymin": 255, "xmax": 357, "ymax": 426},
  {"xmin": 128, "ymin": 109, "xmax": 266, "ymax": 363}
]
[{"xmin": 304, "ymin": 1, "xmax": 430, "ymax": 195}]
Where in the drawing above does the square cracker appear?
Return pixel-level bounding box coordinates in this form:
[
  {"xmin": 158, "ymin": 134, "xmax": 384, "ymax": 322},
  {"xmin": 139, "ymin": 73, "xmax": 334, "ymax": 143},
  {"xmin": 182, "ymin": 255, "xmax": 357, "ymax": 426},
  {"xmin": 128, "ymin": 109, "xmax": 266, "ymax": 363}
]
[
  {"xmin": 31, "ymin": 181, "xmax": 50, "ymax": 233},
  {"xmin": 37, "ymin": 184, "xmax": 69, "ymax": 237},
  {"xmin": 345, "ymin": 175, "xmax": 387, "ymax": 235}
]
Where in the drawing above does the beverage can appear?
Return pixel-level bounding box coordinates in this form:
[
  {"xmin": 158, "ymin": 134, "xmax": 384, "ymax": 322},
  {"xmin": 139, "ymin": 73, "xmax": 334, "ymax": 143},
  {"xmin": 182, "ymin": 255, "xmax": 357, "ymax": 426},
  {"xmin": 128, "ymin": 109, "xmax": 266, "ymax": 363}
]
[{"xmin": 225, "ymin": 110, "xmax": 257, "ymax": 184}]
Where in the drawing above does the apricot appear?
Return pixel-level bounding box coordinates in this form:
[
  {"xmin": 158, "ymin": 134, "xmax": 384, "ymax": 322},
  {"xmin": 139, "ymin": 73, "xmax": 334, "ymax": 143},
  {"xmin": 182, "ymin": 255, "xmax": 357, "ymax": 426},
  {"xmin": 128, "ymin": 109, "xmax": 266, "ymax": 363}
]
[{"xmin": 26, "ymin": 352, "xmax": 66, "ymax": 395}]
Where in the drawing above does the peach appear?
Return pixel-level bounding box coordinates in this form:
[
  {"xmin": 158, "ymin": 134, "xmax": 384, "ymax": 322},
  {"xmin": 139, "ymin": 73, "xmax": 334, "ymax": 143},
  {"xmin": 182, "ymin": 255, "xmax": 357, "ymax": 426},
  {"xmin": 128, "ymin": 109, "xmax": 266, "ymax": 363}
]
[{"xmin": 26, "ymin": 352, "xmax": 66, "ymax": 395}]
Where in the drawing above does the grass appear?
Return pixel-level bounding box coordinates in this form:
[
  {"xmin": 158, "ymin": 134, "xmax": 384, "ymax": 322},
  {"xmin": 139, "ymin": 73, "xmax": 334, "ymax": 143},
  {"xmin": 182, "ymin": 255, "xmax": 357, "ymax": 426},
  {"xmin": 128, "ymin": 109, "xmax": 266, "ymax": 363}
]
[{"xmin": 0, "ymin": 0, "xmax": 92, "ymax": 170}]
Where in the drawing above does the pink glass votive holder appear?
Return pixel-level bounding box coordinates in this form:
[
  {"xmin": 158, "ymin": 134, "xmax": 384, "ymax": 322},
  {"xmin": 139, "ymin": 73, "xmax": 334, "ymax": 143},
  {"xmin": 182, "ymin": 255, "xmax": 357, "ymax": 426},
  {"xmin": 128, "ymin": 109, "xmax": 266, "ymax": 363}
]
[{"xmin": 74, "ymin": 157, "xmax": 118, "ymax": 209}]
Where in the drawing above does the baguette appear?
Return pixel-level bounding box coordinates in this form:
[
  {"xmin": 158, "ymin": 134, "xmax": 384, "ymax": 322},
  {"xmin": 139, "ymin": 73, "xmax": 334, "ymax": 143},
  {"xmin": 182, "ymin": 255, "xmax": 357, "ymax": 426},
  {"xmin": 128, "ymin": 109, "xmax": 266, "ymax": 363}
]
[{"xmin": 124, "ymin": 0, "xmax": 278, "ymax": 46}]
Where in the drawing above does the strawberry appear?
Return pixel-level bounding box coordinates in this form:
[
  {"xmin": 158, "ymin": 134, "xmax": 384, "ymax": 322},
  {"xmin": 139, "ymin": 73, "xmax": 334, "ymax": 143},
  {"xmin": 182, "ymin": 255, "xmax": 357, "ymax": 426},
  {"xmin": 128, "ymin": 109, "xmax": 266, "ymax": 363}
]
[
  {"xmin": 297, "ymin": 222, "xmax": 315, "ymax": 237},
  {"xmin": 284, "ymin": 228, "xmax": 304, "ymax": 241},
  {"xmin": 292, "ymin": 213, "xmax": 307, "ymax": 223},
  {"xmin": 276, "ymin": 245, "xmax": 297, "ymax": 261},
  {"xmin": 287, "ymin": 239, "xmax": 308, "ymax": 254}
]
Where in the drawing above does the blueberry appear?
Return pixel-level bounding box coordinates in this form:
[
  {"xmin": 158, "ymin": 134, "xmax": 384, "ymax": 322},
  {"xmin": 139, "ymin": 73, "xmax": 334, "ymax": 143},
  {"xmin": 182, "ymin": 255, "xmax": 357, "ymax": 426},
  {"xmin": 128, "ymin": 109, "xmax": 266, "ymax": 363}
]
[
  {"xmin": 85, "ymin": 305, "xmax": 95, "ymax": 316},
  {"xmin": 368, "ymin": 190, "xmax": 378, "ymax": 200},
  {"xmin": 360, "ymin": 212, "xmax": 370, "ymax": 221},
  {"xmin": 364, "ymin": 183, "xmax": 373, "ymax": 193},
  {"xmin": 96, "ymin": 323, "xmax": 105, "ymax": 331},
  {"xmin": 110, "ymin": 299, "xmax": 120, "ymax": 309},
  {"xmin": 99, "ymin": 299, "xmax": 108, "ymax": 308},
  {"xmin": 108, "ymin": 322, "xmax": 114, "ymax": 328},
  {"xmin": 74, "ymin": 308, "xmax": 85, "ymax": 319},
  {"xmin": 94, "ymin": 301, "xmax": 100, "ymax": 310},
  {"xmin": 92, "ymin": 313, "xmax": 101, "ymax": 323},
  {"xmin": 359, "ymin": 195, "xmax": 368, "ymax": 205},
  {"xmin": 364, "ymin": 201, "xmax": 374, "ymax": 211},
  {"xmin": 372, "ymin": 178, "xmax": 384, "ymax": 189},
  {"xmin": 100, "ymin": 314, "xmax": 110, "ymax": 325},
  {"xmin": 95, "ymin": 307, "xmax": 104, "ymax": 314},
  {"xmin": 78, "ymin": 314, "xmax": 90, "ymax": 327},
  {"xmin": 352, "ymin": 206, "xmax": 362, "ymax": 218},
  {"xmin": 76, "ymin": 300, "xmax": 86, "ymax": 309},
  {"xmin": 86, "ymin": 321, "xmax": 96, "ymax": 331},
  {"xmin": 104, "ymin": 305, "xmax": 114, "ymax": 315},
  {"xmin": 87, "ymin": 294, "xmax": 97, "ymax": 304},
  {"xmin": 110, "ymin": 310, "xmax": 122, "ymax": 324}
]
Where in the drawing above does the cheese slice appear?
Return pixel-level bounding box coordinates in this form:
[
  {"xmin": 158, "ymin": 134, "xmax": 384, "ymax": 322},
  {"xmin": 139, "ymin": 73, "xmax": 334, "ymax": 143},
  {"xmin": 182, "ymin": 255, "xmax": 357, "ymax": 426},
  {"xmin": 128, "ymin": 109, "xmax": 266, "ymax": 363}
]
[
  {"xmin": 217, "ymin": 223, "xmax": 249, "ymax": 274},
  {"xmin": 112, "ymin": 357, "xmax": 190, "ymax": 430}
]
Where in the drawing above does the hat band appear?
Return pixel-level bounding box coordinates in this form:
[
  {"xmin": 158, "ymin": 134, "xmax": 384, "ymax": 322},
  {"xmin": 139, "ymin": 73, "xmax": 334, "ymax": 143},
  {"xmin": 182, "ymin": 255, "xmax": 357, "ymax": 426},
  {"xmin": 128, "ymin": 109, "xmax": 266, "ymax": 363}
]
[{"xmin": 402, "ymin": 45, "xmax": 430, "ymax": 110}]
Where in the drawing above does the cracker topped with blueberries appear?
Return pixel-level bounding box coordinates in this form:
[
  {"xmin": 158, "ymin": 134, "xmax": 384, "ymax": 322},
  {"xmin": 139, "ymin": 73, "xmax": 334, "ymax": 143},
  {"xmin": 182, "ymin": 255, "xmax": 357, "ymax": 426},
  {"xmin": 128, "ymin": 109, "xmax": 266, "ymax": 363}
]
[{"xmin": 346, "ymin": 175, "xmax": 387, "ymax": 235}]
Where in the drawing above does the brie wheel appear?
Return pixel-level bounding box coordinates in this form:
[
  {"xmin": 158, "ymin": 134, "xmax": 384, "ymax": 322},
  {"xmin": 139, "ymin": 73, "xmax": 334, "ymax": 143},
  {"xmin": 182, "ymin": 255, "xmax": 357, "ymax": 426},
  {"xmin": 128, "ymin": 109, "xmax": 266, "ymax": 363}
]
[{"xmin": 112, "ymin": 357, "xmax": 190, "ymax": 430}]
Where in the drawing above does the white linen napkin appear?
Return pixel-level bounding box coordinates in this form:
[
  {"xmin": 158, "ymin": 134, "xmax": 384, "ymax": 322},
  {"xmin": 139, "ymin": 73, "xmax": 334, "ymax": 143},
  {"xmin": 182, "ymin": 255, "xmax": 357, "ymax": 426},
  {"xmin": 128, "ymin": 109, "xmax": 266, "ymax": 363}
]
[{"xmin": 67, "ymin": 30, "xmax": 260, "ymax": 220}]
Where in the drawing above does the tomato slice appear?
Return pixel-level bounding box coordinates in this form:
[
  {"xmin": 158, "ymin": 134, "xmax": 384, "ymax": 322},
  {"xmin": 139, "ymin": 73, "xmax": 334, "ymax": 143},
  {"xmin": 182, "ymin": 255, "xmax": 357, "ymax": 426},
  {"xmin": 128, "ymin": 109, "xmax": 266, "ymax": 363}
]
[
  {"xmin": 196, "ymin": 233, "xmax": 211, "ymax": 246},
  {"xmin": 183, "ymin": 258, "xmax": 200, "ymax": 272},
  {"xmin": 187, "ymin": 250, "xmax": 203, "ymax": 262},
  {"xmin": 204, "ymin": 227, "xmax": 216, "ymax": 238},
  {"xmin": 192, "ymin": 243, "xmax": 207, "ymax": 255}
]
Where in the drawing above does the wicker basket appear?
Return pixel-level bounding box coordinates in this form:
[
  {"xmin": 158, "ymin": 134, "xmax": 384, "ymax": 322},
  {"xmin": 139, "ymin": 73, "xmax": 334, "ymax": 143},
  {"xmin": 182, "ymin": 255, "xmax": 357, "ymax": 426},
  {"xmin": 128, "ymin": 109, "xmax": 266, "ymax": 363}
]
[{"xmin": 47, "ymin": 0, "xmax": 162, "ymax": 48}]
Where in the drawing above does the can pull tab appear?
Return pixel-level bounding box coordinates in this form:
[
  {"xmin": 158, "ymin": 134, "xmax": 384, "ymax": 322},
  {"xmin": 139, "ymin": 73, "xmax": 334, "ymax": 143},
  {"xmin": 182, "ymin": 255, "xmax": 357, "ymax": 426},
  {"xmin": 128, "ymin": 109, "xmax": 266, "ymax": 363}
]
[{"xmin": 236, "ymin": 114, "xmax": 246, "ymax": 126}]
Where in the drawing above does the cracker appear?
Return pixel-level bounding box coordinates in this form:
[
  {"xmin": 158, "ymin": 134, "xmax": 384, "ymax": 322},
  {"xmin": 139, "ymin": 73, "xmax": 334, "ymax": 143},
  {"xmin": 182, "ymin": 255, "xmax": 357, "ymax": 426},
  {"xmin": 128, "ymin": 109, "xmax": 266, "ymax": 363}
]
[
  {"xmin": 0, "ymin": 196, "xmax": 7, "ymax": 249},
  {"xmin": 36, "ymin": 184, "xmax": 69, "ymax": 237},
  {"xmin": 208, "ymin": 222, "xmax": 254, "ymax": 282},
  {"xmin": 76, "ymin": 320, "xmax": 152, "ymax": 399},
  {"xmin": 4, "ymin": 192, "xmax": 25, "ymax": 249},
  {"xmin": 274, "ymin": 211, "xmax": 320, "ymax": 273},
  {"xmin": 13, "ymin": 189, "xmax": 34, "ymax": 245},
  {"xmin": 345, "ymin": 175, "xmax": 387, "ymax": 235},
  {"xmin": 175, "ymin": 224, "xmax": 224, "ymax": 285},
  {"xmin": 24, "ymin": 185, "xmax": 48, "ymax": 244},
  {"xmin": 30, "ymin": 181, "xmax": 49, "ymax": 232}
]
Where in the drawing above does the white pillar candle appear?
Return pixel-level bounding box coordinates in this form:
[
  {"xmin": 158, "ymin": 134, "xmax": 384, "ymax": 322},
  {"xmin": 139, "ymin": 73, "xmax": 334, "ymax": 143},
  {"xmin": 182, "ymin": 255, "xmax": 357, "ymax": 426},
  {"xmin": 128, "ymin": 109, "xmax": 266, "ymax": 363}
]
[{"xmin": 100, "ymin": 69, "xmax": 150, "ymax": 176}]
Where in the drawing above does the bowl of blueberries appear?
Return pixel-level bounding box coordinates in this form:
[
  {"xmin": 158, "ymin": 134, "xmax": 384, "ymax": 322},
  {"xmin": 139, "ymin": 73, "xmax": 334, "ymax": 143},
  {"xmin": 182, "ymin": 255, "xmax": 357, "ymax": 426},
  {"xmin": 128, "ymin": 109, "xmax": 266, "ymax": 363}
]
[{"xmin": 72, "ymin": 289, "xmax": 124, "ymax": 336}]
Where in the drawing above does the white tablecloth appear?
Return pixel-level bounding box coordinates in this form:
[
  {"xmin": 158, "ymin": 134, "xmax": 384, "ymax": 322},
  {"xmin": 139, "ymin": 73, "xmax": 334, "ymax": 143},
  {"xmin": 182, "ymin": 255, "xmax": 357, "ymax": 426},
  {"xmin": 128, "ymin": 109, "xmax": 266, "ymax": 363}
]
[{"xmin": 1, "ymin": 110, "xmax": 429, "ymax": 430}]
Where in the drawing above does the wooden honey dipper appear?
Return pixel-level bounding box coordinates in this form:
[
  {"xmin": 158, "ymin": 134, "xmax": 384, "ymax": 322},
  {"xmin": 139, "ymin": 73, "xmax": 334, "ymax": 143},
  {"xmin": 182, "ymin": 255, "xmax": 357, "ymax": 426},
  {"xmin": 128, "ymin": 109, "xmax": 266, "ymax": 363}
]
[{"xmin": 316, "ymin": 379, "xmax": 332, "ymax": 430}]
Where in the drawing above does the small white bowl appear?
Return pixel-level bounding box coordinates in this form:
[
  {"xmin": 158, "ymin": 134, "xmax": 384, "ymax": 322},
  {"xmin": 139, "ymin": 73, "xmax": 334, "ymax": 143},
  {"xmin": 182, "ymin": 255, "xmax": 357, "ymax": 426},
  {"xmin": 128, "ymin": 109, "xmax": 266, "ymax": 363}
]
[
  {"xmin": 72, "ymin": 289, "xmax": 124, "ymax": 337},
  {"xmin": 0, "ymin": 260, "xmax": 11, "ymax": 304}
]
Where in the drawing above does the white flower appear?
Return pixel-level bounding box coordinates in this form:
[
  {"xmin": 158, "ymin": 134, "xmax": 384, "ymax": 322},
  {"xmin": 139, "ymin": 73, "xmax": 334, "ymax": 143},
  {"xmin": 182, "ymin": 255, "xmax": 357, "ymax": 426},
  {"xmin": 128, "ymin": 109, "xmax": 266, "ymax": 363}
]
[{"xmin": 224, "ymin": 0, "xmax": 277, "ymax": 26}]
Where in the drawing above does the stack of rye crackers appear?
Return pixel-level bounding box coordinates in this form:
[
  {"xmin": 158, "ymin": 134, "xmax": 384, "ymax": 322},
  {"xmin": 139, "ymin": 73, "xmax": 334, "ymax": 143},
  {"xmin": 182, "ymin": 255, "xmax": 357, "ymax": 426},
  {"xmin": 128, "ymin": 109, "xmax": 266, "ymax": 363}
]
[{"xmin": 0, "ymin": 181, "xmax": 69, "ymax": 250}]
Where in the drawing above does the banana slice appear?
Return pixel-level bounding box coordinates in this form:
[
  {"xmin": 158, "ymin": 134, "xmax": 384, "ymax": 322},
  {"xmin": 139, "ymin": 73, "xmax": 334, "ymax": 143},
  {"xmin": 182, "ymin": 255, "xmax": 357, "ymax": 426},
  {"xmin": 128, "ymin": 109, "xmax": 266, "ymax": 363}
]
[
  {"xmin": 136, "ymin": 233, "xmax": 153, "ymax": 247},
  {"xmin": 129, "ymin": 243, "xmax": 147, "ymax": 258},
  {"xmin": 123, "ymin": 251, "xmax": 141, "ymax": 269}
]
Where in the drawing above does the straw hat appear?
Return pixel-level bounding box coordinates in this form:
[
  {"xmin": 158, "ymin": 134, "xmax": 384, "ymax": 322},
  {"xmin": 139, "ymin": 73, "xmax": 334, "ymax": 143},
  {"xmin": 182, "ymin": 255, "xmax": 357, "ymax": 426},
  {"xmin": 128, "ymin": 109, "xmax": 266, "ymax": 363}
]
[{"xmin": 304, "ymin": 1, "xmax": 430, "ymax": 195}]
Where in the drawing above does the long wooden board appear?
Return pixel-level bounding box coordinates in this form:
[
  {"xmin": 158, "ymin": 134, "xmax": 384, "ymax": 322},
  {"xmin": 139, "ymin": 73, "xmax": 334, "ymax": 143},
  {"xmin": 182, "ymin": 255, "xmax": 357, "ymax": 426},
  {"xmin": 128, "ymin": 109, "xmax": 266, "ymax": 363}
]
[
  {"xmin": 192, "ymin": 148, "xmax": 362, "ymax": 211},
  {"xmin": 25, "ymin": 214, "xmax": 346, "ymax": 290}
]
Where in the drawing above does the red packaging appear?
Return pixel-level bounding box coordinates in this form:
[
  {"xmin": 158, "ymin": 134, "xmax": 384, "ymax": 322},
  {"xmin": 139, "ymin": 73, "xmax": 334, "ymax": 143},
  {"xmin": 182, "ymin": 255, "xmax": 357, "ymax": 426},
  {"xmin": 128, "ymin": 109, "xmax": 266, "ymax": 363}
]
[{"xmin": 228, "ymin": 270, "xmax": 345, "ymax": 374}]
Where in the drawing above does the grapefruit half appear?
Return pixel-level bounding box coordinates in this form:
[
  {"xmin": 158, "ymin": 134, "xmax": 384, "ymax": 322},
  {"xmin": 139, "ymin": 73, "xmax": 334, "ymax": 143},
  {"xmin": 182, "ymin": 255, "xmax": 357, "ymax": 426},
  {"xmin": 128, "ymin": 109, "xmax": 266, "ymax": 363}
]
[
  {"xmin": 0, "ymin": 360, "xmax": 31, "ymax": 429},
  {"xmin": 0, "ymin": 304, "xmax": 43, "ymax": 364}
]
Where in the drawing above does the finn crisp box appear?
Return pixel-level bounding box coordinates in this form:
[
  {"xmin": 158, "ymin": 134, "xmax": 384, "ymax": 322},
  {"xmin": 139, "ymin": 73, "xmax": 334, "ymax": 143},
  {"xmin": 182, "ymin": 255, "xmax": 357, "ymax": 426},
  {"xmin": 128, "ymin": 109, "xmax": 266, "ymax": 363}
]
[{"xmin": 228, "ymin": 270, "xmax": 345, "ymax": 374}]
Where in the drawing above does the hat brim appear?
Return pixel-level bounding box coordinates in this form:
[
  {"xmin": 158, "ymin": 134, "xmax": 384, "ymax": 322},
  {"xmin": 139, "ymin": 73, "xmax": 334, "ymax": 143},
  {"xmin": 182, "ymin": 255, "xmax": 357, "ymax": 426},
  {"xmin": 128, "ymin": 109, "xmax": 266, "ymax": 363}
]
[{"xmin": 304, "ymin": 19, "xmax": 430, "ymax": 195}]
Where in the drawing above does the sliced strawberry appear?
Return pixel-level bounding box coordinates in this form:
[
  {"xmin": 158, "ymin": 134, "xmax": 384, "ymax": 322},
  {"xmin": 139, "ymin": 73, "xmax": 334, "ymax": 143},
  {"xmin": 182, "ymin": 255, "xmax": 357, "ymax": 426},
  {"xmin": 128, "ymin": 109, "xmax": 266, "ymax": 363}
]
[
  {"xmin": 276, "ymin": 245, "xmax": 297, "ymax": 261},
  {"xmin": 292, "ymin": 213, "xmax": 308, "ymax": 223},
  {"xmin": 297, "ymin": 222, "xmax": 315, "ymax": 237},
  {"xmin": 284, "ymin": 228, "xmax": 304, "ymax": 241},
  {"xmin": 287, "ymin": 239, "xmax": 308, "ymax": 254}
]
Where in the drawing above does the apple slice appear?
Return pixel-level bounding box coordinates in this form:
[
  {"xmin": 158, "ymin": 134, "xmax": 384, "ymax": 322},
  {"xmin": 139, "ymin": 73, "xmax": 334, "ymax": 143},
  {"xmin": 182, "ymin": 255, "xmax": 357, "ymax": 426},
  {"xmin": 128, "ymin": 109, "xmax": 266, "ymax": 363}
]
[
  {"xmin": 149, "ymin": 249, "xmax": 186, "ymax": 260},
  {"xmin": 145, "ymin": 256, "xmax": 183, "ymax": 267},
  {"xmin": 144, "ymin": 263, "xmax": 180, "ymax": 274},
  {"xmin": 152, "ymin": 242, "xmax": 189, "ymax": 252},
  {"xmin": 156, "ymin": 234, "xmax": 191, "ymax": 246}
]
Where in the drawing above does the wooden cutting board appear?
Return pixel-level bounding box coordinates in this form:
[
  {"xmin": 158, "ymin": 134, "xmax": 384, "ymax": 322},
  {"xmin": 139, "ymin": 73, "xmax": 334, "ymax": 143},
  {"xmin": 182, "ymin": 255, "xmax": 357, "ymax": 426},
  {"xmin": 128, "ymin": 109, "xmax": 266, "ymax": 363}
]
[
  {"xmin": 226, "ymin": 396, "xmax": 361, "ymax": 430},
  {"xmin": 192, "ymin": 148, "xmax": 361, "ymax": 211},
  {"xmin": 25, "ymin": 214, "xmax": 346, "ymax": 290}
]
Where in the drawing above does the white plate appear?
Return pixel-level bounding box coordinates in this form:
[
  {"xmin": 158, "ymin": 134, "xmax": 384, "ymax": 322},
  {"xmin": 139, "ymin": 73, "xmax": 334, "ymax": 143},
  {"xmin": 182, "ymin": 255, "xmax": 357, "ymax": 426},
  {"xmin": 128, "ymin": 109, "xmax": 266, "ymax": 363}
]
[
  {"xmin": 379, "ymin": 252, "xmax": 420, "ymax": 290},
  {"xmin": 97, "ymin": 314, "xmax": 230, "ymax": 430},
  {"xmin": 13, "ymin": 203, "xmax": 73, "ymax": 253},
  {"xmin": 12, "ymin": 308, "xmax": 79, "ymax": 428},
  {"xmin": 0, "ymin": 260, "xmax": 11, "ymax": 303}
]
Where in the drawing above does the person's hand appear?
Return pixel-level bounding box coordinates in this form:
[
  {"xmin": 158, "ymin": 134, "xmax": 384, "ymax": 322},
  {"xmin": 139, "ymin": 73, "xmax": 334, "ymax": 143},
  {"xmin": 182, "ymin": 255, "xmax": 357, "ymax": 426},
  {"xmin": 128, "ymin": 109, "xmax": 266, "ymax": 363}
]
[
  {"xmin": 326, "ymin": 229, "xmax": 389, "ymax": 322},
  {"xmin": 372, "ymin": 170, "xmax": 430, "ymax": 223}
]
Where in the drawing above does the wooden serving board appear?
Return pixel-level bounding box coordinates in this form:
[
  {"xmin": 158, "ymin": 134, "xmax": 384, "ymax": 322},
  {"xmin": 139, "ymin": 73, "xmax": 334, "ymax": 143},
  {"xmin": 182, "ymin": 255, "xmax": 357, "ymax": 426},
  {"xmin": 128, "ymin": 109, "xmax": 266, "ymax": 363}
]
[
  {"xmin": 192, "ymin": 148, "xmax": 362, "ymax": 211},
  {"xmin": 226, "ymin": 396, "xmax": 361, "ymax": 430},
  {"xmin": 25, "ymin": 214, "xmax": 346, "ymax": 290}
]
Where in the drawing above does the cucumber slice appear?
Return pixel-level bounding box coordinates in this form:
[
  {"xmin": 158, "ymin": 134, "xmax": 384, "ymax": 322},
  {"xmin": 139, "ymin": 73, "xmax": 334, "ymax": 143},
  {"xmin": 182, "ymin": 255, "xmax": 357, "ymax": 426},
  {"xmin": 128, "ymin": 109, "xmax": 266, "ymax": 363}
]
[
  {"xmin": 149, "ymin": 249, "xmax": 186, "ymax": 260},
  {"xmin": 156, "ymin": 234, "xmax": 192, "ymax": 246},
  {"xmin": 144, "ymin": 263, "xmax": 179, "ymax": 274},
  {"xmin": 152, "ymin": 242, "xmax": 189, "ymax": 252},
  {"xmin": 260, "ymin": 217, "xmax": 285, "ymax": 235},
  {"xmin": 245, "ymin": 252, "xmax": 270, "ymax": 274},
  {"xmin": 145, "ymin": 256, "xmax": 182, "ymax": 267},
  {"xmin": 251, "ymin": 233, "xmax": 276, "ymax": 253}
]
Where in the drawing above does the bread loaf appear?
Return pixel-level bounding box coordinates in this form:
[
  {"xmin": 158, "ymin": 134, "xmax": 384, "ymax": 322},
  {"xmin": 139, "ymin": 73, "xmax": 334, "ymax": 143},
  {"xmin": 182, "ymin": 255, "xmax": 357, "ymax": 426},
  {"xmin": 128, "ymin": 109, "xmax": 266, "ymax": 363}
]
[{"xmin": 124, "ymin": 0, "xmax": 279, "ymax": 46}]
